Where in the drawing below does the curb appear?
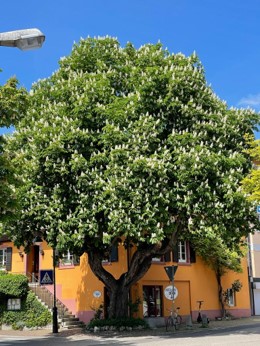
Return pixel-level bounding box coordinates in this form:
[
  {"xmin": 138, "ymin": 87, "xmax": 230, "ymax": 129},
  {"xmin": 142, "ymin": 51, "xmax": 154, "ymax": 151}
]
[{"xmin": 0, "ymin": 317, "xmax": 260, "ymax": 339}]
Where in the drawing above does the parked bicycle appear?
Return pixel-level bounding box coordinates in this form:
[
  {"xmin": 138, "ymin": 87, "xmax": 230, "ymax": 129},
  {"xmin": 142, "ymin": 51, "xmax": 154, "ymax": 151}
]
[{"xmin": 165, "ymin": 307, "xmax": 182, "ymax": 331}]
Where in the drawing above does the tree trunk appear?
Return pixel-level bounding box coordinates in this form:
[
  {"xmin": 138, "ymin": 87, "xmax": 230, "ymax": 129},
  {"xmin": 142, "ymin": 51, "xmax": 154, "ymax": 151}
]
[
  {"xmin": 107, "ymin": 279, "xmax": 130, "ymax": 318},
  {"xmin": 216, "ymin": 269, "xmax": 225, "ymax": 318},
  {"xmin": 86, "ymin": 235, "xmax": 178, "ymax": 319}
]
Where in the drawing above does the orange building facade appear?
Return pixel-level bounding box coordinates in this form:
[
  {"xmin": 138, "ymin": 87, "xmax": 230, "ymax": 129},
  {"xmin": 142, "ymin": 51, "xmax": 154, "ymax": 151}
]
[
  {"xmin": 0, "ymin": 236, "xmax": 251, "ymax": 325},
  {"xmin": 248, "ymin": 231, "xmax": 260, "ymax": 315}
]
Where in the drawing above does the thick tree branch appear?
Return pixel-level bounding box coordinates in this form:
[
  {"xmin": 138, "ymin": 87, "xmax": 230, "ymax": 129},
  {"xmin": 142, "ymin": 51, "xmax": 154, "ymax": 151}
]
[{"xmin": 87, "ymin": 248, "xmax": 117, "ymax": 289}]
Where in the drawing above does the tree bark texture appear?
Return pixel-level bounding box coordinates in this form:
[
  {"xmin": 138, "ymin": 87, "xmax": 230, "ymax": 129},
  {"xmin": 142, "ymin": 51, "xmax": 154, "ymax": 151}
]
[{"xmin": 216, "ymin": 269, "xmax": 225, "ymax": 318}]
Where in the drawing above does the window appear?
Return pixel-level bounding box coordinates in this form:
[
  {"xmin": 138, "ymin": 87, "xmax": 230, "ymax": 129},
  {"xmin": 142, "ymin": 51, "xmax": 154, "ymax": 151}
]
[
  {"xmin": 7, "ymin": 299, "xmax": 21, "ymax": 311},
  {"xmin": 173, "ymin": 241, "xmax": 196, "ymax": 264},
  {"xmin": 143, "ymin": 286, "xmax": 162, "ymax": 317},
  {"xmin": 151, "ymin": 241, "xmax": 196, "ymax": 264},
  {"xmin": 60, "ymin": 250, "xmax": 80, "ymax": 266},
  {"xmin": 0, "ymin": 247, "xmax": 12, "ymax": 271},
  {"xmin": 0, "ymin": 248, "xmax": 7, "ymax": 269},
  {"xmin": 102, "ymin": 244, "xmax": 118, "ymax": 263},
  {"xmin": 227, "ymin": 289, "xmax": 235, "ymax": 306},
  {"xmin": 152, "ymin": 252, "xmax": 171, "ymax": 263},
  {"xmin": 178, "ymin": 241, "xmax": 187, "ymax": 263}
]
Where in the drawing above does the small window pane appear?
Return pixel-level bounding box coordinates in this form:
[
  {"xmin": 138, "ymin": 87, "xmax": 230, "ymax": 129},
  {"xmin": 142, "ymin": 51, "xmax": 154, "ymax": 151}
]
[
  {"xmin": 0, "ymin": 248, "xmax": 7, "ymax": 269},
  {"xmin": 7, "ymin": 298, "xmax": 21, "ymax": 310},
  {"xmin": 227, "ymin": 289, "xmax": 235, "ymax": 306},
  {"xmin": 178, "ymin": 241, "xmax": 187, "ymax": 263},
  {"xmin": 60, "ymin": 250, "xmax": 74, "ymax": 266}
]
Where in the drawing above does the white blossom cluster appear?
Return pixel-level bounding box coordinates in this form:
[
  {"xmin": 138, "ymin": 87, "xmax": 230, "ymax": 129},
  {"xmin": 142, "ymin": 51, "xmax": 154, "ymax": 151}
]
[{"xmin": 5, "ymin": 37, "xmax": 259, "ymax": 252}]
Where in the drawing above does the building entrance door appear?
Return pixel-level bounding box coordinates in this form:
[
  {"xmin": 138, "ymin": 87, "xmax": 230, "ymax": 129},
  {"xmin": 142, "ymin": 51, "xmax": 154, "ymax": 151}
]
[
  {"xmin": 143, "ymin": 286, "xmax": 162, "ymax": 317},
  {"xmin": 27, "ymin": 245, "xmax": 40, "ymax": 282}
]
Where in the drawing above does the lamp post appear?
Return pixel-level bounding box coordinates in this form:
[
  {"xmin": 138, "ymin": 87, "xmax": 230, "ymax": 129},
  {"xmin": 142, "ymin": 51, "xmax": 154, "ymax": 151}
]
[
  {"xmin": 34, "ymin": 236, "xmax": 58, "ymax": 334},
  {"xmin": 0, "ymin": 28, "xmax": 45, "ymax": 50},
  {"xmin": 52, "ymin": 247, "xmax": 58, "ymax": 334}
]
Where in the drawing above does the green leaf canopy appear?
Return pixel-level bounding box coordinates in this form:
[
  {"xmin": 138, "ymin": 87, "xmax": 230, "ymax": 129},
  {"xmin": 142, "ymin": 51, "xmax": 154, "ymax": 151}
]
[
  {"xmin": 0, "ymin": 77, "xmax": 28, "ymax": 223},
  {"xmin": 4, "ymin": 37, "xmax": 260, "ymax": 254}
]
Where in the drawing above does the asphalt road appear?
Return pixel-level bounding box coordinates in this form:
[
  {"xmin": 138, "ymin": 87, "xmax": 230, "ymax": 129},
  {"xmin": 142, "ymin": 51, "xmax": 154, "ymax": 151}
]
[{"xmin": 1, "ymin": 324, "xmax": 260, "ymax": 346}]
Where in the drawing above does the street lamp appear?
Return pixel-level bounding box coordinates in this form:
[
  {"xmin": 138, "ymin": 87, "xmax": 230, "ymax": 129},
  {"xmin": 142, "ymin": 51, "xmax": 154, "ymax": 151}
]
[
  {"xmin": 52, "ymin": 246, "xmax": 58, "ymax": 334},
  {"xmin": 33, "ymin": 235, "xmax": 58, "ymax": 334},
  {"xmin": 0, "ymin": 28, "xmax": 45, "ymax": 51}
]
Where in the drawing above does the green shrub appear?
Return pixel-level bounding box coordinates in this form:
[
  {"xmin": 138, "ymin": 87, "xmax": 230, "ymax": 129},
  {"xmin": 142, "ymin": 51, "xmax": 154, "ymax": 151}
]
[
  {"xmin": 0, "ymin": 272, "xmax": 28, "ymax": 297},
  {"xmin": 91, "ymin": 304, "xmax": 103, "ymax": 320},
  {"xmin": 0, "ymin": 291, "xmax": 51, "ymax": 329},
  {"xmin": 0, "ymin": 310, "xmax": 26, "ymax": 330},
  {"xmin": 23, "ymin": 291, "xmax": 52, "ymax": 328},
  {"xmin": 128, "ymin": 298, "xmax": 141, "ymax": 317}
]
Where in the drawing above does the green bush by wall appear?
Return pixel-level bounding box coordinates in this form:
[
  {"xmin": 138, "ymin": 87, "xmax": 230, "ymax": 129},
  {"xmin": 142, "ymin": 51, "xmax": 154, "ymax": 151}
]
[
  {"xmin": 0, "ymin": 290, "xmax": 52, "ymax": 330},
  {"xmin": 0, "ymin": 272, "xmax": 51, "ymax": 330},
  {"xmin": 0, "ymin": 271, "xmax": 28, "ymax": 297}
]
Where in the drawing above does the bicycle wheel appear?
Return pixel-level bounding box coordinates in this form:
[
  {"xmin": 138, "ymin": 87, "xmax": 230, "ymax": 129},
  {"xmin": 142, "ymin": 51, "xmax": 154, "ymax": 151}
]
[
  {"xmin": 174, "ymin": 315, "xmax": 182, "ymax": 330},
  {"xmin": 176, "ymin": 315, "xmax": 182, "ymax": 325},
  {"xmin": 166, "ymin": 316, "xmax": 174, "ymax": 332}
]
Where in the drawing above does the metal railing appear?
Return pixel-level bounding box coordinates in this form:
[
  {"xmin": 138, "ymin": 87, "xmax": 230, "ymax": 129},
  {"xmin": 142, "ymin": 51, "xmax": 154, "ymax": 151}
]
[{"xmin": 11, "ymin": 271, "xmax": 67, "ymax": 322}]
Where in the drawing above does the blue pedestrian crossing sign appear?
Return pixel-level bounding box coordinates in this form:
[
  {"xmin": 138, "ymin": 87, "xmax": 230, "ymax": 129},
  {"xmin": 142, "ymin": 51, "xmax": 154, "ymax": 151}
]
[
  {"xmin": 40, "ymin": 270, "xmax": 54, "ymax": 285},
  {"xmin": 257, "ymin": 206, "xmax": 260, "ymax": 214}
]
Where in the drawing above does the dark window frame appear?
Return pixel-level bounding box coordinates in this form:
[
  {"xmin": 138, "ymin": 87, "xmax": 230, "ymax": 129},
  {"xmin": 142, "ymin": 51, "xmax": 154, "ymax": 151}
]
[
  {"xmin": 143, "ymin": 285, "xmax": 163, "ymax": 317},
  {"xmin": 0, "ymin": 247, "xmax": 12, "ymax": 271}
]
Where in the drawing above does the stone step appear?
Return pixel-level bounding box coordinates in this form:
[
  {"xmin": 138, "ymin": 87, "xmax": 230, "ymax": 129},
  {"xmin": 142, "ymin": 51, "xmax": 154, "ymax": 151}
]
[
  {"xmin": 62, "ymin": 326, "xmax": 85, "ymax": 331},
  {"xmin": 62, "ymin": 317, "xmax": 80, "ymax": 322},
  {"xmin": 65, "ymin": 324, "xmax": 85, "ymax": 330},
  {"xmin": 29, "ymin": 285, "xmax": 85, "ymax": 330},
  {"xmin": 63, "ymin": 320, "xmax": 85, "ymax": 326}
]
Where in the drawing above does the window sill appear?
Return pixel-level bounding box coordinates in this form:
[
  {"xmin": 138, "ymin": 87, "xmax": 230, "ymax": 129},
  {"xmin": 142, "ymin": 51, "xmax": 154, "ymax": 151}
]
[
  {"xmin": 102, "ymin": 262, "xmax": 112, "ymax": 266},
  {"xmin": 58, "ymin": 264, "xmax": 75, "ymax": 269},
  {"xmin": 151, "ymin": 261, "xmax": 192, "ymax": 266}
]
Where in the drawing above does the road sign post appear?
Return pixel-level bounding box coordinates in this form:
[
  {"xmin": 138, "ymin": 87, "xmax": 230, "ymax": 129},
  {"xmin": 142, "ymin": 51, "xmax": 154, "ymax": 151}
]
[{"xmin": 164, "ymin": 265, "xmax": 178, "ymax": 315}]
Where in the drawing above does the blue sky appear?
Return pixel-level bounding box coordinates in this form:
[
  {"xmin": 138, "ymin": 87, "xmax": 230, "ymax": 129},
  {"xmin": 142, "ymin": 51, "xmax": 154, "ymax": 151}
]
[{"xmin": 1, "ymin": 0, "xmax": 260, "ymax": 136}]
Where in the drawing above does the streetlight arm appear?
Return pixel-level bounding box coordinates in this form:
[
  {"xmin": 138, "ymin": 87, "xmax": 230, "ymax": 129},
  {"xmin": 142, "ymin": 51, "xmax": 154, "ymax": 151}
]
[{"xmin": 0, "ymin": 28, "xmax": 45, "ymax": 51}]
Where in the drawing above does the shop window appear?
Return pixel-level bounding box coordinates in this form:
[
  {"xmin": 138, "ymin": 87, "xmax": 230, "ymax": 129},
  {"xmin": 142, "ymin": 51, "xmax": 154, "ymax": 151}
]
[
  {"xmin": 143, "ymin": 285, "xmax": 162, "ymax": 317},
  {"xmin": 0, "ymin": 247, "xmax": 12, "ymax": 271}
]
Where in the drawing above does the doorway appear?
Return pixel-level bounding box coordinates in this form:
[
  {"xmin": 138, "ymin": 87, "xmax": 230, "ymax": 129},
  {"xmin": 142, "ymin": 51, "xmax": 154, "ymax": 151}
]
[
  {"xmin": 27, "ymin": 245, "xmax": 40, "ymax": 282},
  {"xmin": 143, "ymin": 286, "xmax": 162, "ymax": 317}
]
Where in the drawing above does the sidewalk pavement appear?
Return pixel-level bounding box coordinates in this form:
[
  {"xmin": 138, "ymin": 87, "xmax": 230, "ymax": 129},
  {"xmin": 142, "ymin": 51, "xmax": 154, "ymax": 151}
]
[{"xmin": 0, "ymin": 316, "xmax": 260, "ymax": 339}]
